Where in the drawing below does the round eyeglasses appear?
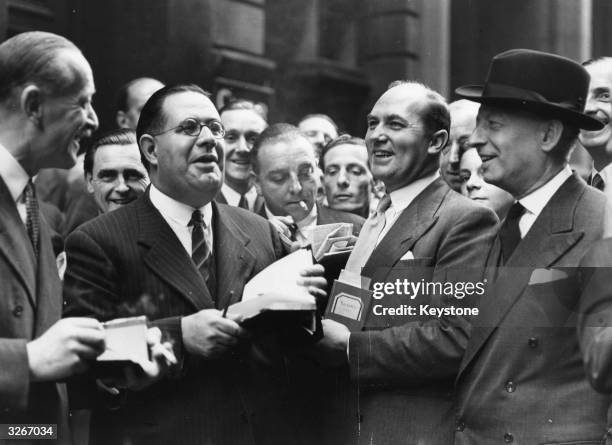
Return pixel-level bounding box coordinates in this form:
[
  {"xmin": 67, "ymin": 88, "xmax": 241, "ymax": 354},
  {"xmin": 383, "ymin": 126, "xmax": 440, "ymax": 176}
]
[{"xmin": 152, "ymin": 118, "xmax": 226, "ymax": 139}]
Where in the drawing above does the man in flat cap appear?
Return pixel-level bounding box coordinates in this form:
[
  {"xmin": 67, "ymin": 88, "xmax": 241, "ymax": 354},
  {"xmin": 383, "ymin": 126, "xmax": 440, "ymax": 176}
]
[{"xmin": 453, "ymin": 49, "xmax": 610, "ymax": 444}]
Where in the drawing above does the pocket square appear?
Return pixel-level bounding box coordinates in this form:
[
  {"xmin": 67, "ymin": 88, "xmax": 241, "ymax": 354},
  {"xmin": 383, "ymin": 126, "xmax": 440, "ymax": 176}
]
[
  {"xmin": 400, "ymin": 251, "xmax": 415, "ymax": 261},
  {"xmin": 528, "ymin": 268, "xmax": 570, "ymax": 285}
]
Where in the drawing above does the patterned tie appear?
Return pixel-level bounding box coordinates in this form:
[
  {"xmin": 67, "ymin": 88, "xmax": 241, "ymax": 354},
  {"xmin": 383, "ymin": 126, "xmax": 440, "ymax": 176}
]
[
  {"xmin": 24, "ymin": 179, "xmax": 40, "ymax": 259},
  {"xmin": 344, "ymin": 194, "xmax": 392, "ymax": 273},
  {"xmin": 590, "ymin": 172, "xmax": 605, "ymax": 191},
  {"xmin": 189, "ymin": 210, "xmax": 211, "ymax": 283},
  {"xmin": 287, "ymin": 222, "xmax": 299, "ymax": 241},
  {"xmin": 238, "ymin": 194, "xmax": 249, "ymax": 210},
  {"xmin": 499, "ymin": 201, "xmax": 525, "ymax": 264}
]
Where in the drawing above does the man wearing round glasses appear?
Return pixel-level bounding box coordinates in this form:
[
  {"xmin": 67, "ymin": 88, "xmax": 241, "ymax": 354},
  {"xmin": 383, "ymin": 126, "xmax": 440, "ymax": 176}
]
[
  {"xmin": 217, "ymin": 99, "xmax": 267, "ymax": 213},
  {"xmin": 64, "ymin": 84, "xmax": 325, "ymax": 444}
]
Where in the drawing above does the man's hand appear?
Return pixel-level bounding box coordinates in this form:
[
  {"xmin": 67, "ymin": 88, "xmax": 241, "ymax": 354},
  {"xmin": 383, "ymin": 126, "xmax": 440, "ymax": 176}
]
[
  {"xmin": 100, "ymin": 327, "xmax": 177, "ymax": 392},
  {"xmin": 181, "ymin": 309, "xmax": 246, "ymax": 358},
  {"xmin": 314, "ymin": 319, "xmax": 350, "ymax": 367},
  {"xmin": 297, "ymin": 264, "xmax": 327, "ymax": 300},
  {"xmin": 26, "ymin": 317, "xmax": 106, "ymax": 381}
]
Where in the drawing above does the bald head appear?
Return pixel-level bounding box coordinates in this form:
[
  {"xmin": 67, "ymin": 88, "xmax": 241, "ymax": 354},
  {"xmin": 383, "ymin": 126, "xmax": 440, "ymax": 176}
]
[{"xmin": 116, "ymin": 77, "xmax": 164, "ymax": 130}]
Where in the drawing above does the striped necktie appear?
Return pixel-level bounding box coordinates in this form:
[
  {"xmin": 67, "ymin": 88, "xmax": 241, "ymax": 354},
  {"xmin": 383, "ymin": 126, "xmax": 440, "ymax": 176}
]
[
  {"xmin": 499, "ymin": 201, "xmax": 525, "ymax": 264},
  {"xmin": 189, "ymin": 210, "xmax": 211, "ymax": 283},
  {"xmin": 590, "ymin": 172, "xmax": 605, "ymax": 191},
  {"xmin": 24, "ymin": 179, "xmax": 40, "ymax": 259},
  {"xmin": 238, "ymin": 194, "xmax": 249, "ymax": 210}
]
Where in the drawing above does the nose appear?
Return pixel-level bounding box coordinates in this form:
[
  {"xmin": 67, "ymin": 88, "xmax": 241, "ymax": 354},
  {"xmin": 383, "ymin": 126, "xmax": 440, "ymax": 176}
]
[
  {"xmin": 337, "ymin": 168, "xmax": 349, "ymax": 188},
  {"xmin": 114, "ymin": 175, "xmax": 129, "ymax": 193},
  {"xmin": 235, "ymin": 135, "xmax": 250, "ymax": 153},
  {"xmin": 87, "ymin": 103, "xmax": 99, "ymax": 131},
  {"xmin": 467, "ymin": 124, "xmax": 486, "ymax": 153},
  {"xmin": 366, "ymin": 123, "xmax": 387, "ymax": 146},
  {"xmin": 196, "ymin": 125, "xmax": 217, "ymax": 150},
  {"xmin": 288, "ymin": 173, "xmax": 303, "ymax": 194}
]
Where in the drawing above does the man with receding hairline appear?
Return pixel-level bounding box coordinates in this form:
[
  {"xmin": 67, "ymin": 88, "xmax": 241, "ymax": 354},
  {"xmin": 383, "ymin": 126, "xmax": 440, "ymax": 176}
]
[
  {"xmin": 317, "ymin": 80, "xmax": 498, "ymax": 444},
  {"xmin": 116, "ymin": 77, "xmax": 164, "ymax": 130}
]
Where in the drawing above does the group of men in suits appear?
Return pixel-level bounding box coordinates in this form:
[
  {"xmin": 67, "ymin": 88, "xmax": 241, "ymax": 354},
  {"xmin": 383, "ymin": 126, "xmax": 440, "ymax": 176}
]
[{"xmin": 5, "ymin": 29, "xmax": 612, "ymax": 445}]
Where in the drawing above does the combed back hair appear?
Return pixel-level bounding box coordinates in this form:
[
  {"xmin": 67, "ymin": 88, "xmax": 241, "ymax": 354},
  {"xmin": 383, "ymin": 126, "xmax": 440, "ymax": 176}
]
[
  {"xmin": 320, "ymin": 134, "xmax": 366, "ymax": 171},
  {"xmin": 387, "ymin": 80, "xmax": 451, "ymax": 138},
  {"xmin": 251, "ymin": 123, "xmax": 313, "ymax": 174},
  {"xmin": 0, "ymin": 31, "xmax": 82, "ymax": 104},
  {"xmin": 115, "ymin": 77, "xmax": 163, "ymax": 113},
  {"xmin": 220, "ymin": 99, "xmax": 268, "ymax": 122},
  {"xmin": 84, "ymin": 129, "xmax": 137, "ymax": 175},
  {"xmin": 298, "ymin": 113, "xmax": 338, "ymax": 132},
  {"xmin": 136, "ymin": 84, "xmax": 211, "ymax": 171}
]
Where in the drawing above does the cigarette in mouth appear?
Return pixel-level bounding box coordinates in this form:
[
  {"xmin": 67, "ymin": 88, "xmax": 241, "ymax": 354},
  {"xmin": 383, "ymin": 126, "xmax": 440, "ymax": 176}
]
[{"xmin": 298, "ymin": 201, "xmax": 308, "ymax": 211}]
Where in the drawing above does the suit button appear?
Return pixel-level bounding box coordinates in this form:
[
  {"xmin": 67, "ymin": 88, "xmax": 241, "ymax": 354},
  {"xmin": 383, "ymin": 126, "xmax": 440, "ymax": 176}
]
[
  {"xmin": 504, "ymin": 432, "xmax": 513, "ymax": 443},
  {"xmin": 455, "ymin": 420, "xmax": 465, "ymax": 432},
  {"xmin": 13, "ymin": 305, "xmax": 23, "ymax": 317},
  {"xmin": 528, "ymin": 337, "xmax": 538, "ymax": 348},
  {"xmin": 505, "ymin": 380, "xmax": 516, "ymax": 393}
]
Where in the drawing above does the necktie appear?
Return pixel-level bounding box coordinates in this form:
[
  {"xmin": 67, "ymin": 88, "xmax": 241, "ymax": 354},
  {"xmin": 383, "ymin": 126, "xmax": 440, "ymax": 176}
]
[
  {"xmin": 24, "ymin": 180, "xmax": 40, "ymax": 259},
  {"xmin": 238, "ymin": 194, "xmax": 249, "ymax": 210},
  {"xmin": 499, "ymin": 201, "xmax": 525, "ymax": 264},
  {"xmin": 189, "ymin": 210, "xmax": 211, "ymax": 284},
  {"xmin": 590, "ymin": 173, "xmax": 605, "ymax": 191},
  {"xmin": 288, "ymin": 222, "xmax": 299, "ymax": 242},
  {"xmin": 344, "ymin": 194, "xmax": 392, "ymax": 273}
]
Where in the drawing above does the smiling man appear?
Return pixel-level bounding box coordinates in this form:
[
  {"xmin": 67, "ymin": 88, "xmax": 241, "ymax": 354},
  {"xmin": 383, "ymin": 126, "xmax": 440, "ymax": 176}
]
[
  {"xmin": 317, "ymin": 81, "xmax": 498, "ymax": 444},
  {"xmin": 217, "ymin": 99, "xmax": 267, "ymax": 213},
  {"xmin": 252, "ymin": 123, "xmax": 363, "ymax": 246},
  {"xmin": 84, "ymin": 128, "xmax": 149, "ymax": 214},
  {"xmin": 64, "ymin": 85, "xmax": 325, "ymax": 445},
  {"xmin": 579, "ymin": 58, "xmax": 612, "ymax": 201}
]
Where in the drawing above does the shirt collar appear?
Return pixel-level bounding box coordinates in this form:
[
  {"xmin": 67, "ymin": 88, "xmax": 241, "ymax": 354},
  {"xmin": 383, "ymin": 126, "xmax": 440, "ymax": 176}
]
[
  {"xmin": 221, "ymin": 183, "xmax": 257, "ymax": 206},
  {"xmin": 0, "ymin": 142, "xmax": 30, "ymax": 202},
  {"xmin": 149, "ymin": 184, "xmax": 212, "ymax": 228},
  {"xmin": 519, "ymin": 165, "xmax": 572, "ymax": 218},
  {"xmin": 597, "ymin": 163, "xmax": 612, "ymax": 185},
  {"xmin": 388, "ymin": 171, "xmax": 439, "ymax": 213}
]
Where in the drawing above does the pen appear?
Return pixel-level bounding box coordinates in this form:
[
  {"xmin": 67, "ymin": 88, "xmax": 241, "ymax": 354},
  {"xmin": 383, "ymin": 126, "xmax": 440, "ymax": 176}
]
[{"xmin": 222, "ymin": 291, "xmax": 234, "ymax": 318}]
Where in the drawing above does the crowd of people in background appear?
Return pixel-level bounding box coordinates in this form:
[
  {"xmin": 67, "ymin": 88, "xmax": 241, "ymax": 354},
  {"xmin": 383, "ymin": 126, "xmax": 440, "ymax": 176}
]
[{"xmin": 3, "ymin": 30, "xmax": 612, "ymax": 445}]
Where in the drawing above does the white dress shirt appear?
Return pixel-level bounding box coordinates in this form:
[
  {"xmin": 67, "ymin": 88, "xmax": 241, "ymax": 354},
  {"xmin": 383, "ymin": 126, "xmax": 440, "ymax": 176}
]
[
  {"xmin": 0, "ymin": 142, "xmax": 30, "ymax": 224},
  {"xmin": 516, "ymin": 165, "xmax": 572, "ymax": 238},
  {"xmin": 149, "ymin": 184, "xmax": 213, "ymax": 256},
  {"xmin": 221, "ymin": 183, "xmax": 258, "ymax": 211},
  {"xmin": 377, "ymin": 171, "xmax": 439, "ymax": 244}
]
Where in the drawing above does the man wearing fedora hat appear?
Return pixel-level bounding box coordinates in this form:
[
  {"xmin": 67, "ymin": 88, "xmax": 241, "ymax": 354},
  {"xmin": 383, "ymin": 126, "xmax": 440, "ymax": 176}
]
[{"xmin": 453, "ymin": 49, "xmax": 610, "ymax": 444}]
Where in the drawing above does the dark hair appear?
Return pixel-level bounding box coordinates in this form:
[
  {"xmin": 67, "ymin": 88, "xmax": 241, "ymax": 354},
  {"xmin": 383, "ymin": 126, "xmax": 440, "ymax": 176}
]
[
  {"xmin": 0, "ymin": 31, "xmax": 82, "ymax": 104},
  {"xmin": 251, "ymin": 123, "xmax": 313, "ymax": 174},
  {"xmin": 115, "ymin": 77, "xmax": 164, "ymax": 113},
  {"xmin": 320, "ymin": 134, "xmax": 366, "ymax": 170},
  {"xmin": 136, "ymin": 84, "xmax": 211, "ymax": 170},
  {"xmin": 298, "ymin": 113, "xmax": 338, "ymax": 132},
  {"xmin": 220, "ymin": 99, "xmax": 268, "ymax": 122},
  {"xmin": 387, "ymin": 80, "xmax": 450, "ymax": 137},
  {"xmin": 84, "ymin": 129, "xmax": 137, "ymax": 176},
  {"xmin": 582, "ymin": 56, "xmax": 612, "ymax": 68}
]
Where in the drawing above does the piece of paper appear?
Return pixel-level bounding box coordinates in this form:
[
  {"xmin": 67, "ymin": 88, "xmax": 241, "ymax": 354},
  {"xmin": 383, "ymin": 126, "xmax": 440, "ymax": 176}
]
[
  {"xmin": 97, "ymin": 316, "xmax": 149, "ymax": 366},
  {"xmin": 242, "ymin": 248, "xmax": 314, "ymax": 301}
]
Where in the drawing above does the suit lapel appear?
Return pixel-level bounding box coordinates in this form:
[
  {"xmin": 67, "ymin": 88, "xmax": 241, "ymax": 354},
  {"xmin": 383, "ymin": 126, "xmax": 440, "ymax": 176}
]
[
  {"xmin": 0, "ymin": 178, "xmax": 37, "ymax": 308},
  {"xmin": 215, "ymin": 192, "xmax": 228, "ymax": 205},
  {"xmin": 362, "ymin": 178, "xmax": 446, "ymax": 279},
  {"xmin": 213, "ymin": 203, "xmax": 257, "ymax": 310},
  {"xmin": 459, "ymin": 174, "xmax": 585, "ymax": 375},
  {"xmin": 138, "ymin": 193, "xmax": 215, "ymax": 310}
]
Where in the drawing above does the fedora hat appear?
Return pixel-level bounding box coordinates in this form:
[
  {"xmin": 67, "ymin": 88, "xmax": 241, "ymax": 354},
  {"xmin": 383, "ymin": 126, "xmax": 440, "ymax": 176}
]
[{"xmin": 456, "ymin": 49, "xmax": 603, "ymax": 130}]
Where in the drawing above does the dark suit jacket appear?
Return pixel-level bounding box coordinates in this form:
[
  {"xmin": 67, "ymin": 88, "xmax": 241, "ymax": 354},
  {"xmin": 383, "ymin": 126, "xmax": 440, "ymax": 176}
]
[
  {"xmin": 455, "ymin": 174, "xmax": 610, "ymax": 444},
  {"xmin": 215, "ymin": 190, "xmax": 265, "ymax": 215},
  {"xmin": 578, "ymin": 238, "xmax": 612, "ymax": 394},
  {"xmin": 63, "ymin": 193, "xmax": 296, "ymax": 445},
  {"xmin": 0, "ymin": 178, "xmax": 69, "ymax": 444},
  {"xmin": 346, "ymin": 177, "xmax": 499, "ymax": 445}
]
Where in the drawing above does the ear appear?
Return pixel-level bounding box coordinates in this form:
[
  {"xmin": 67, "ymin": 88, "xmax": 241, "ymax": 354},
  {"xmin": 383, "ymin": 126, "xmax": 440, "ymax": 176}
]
[
  {"xmin": 427, "ymin": 129, "xmax": 449, "ymax": 155},
  {"xmin": 85, "ymin": 172, "xmax": 94, "ymax": 193},
  {"xmin": 139, "ymin": 134, "xmax": 159, "ymax": 168},
  {"xmin": 116, "ymin": 110, "xmax": 129, "ymax": 129},
  {"xmin": 540, "ymin": 120, "xmax": 563, "ymax": 153},
  {"xmin": 21, "ymin": 85, "xmax": 43, "ymax": 126}
]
